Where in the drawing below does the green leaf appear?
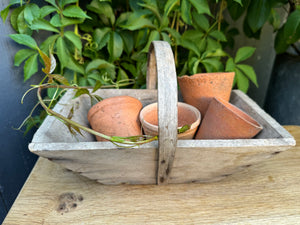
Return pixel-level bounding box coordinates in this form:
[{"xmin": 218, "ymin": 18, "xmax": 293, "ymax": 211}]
[
  {"xmin": 1, "ymin": 0, "xmax": 24, "ymax": 22},
  {"xmin": 141, "ymin": 30, "xmax": 160, "ymax": 53},
  {"xmin": 179, "ymin": 39, "xmax": 201, "ymax": 57},
  {"xmin": 1, "ymin": 6, "xmax": 10, "ymax": 22},
  {"xmin": 237, "ymin": 64, "xmax": 258, "ymax": 87},
  {"xmin": 119, "ymin": 31, "xmax": 134, "ymax": 55},
  {"xmin": 139, "ymin": 2, "xmax": 162, "ymax": 25},
  {"xmin": 93, "ymin": 27, "xmax": 111, "ymax": 50},
  {"xmin": 56, "ymin": 37, "xmax": 69, "ymax": 70},
  {"xmin": 243, "ymin": 16, "xmax": 262, "ymax": 39},
  {"xmin": 17, "ymin": 10, "xmax": 32, "ymax": 35},
  {"xmin": 227, "ymin": 0, "xmax": 248, "ymax": 21},
  {"xmin": 64, "ymin": 31, "xmax": 82, "ymax": 51},
  {"xmin": 234, "ymin": 46, "xmax": 256, "ymax": 63},
  {"xmin": 61, "ymin": 0, "xmax": 79, "ymax": 8},
  {"xmin": 74, "ymin": 88, "xmax": 90, "ymax": 98},
  {"xmin": 178, "ymin": 125, "xmax": 190, "ymax": 134},
  {"xmin": 10, "ymin": 6, "xmax": 24, "ymax": 31},
  {"xmin": 40, "ymin": 34, "xmax": 59, "ymax": 54},
  {"xmin": 269, "ymin": 8, "xmax": 281, "ymax": 31},
  {"xmin": 45, "ymin": 0, "xmax": 59, "ymax": 9},
  {"xmin": 233, "ymin": 0, "xmax": 243, "ymax": 6},
  {"xmin": 31, "ymin": 18, "xmax": 60, "ymax": 33},
  {"xmin": 121, "ymin": 62, "xmax": 137, "ymax": 77},
  {"xmin": 283, "ymin": 8, "xmax": 300, "ymax": 45},
  {"xmin": 161, "ymin": 32, "xmax": 172, "ymax": 43},
  {"xmin": 87, "ymin": 0, "xmax": 115, "ymax": 25},
  {"xmin": 164, "ymin": 0, "xmax": 179, "ymax": 16},
  {"xmin": 225, "ymin": 57, "xmax": 235, "ymax": 72},
  {"xmin": 14, "ymin": 49, "xmax": 36, "ymax": 66},
  {"xmin": 92, "ymin": 80, "xmax": 102, "ymax": 93},
  {"xmin": 24, "ymin": 53, "xmax": 38, "ymax": 81},
  {"xmin": 9, "ymin": 34, "xmax": 38, "ymax": 49},
  {"xmin": 181, "ymin": 0, "xmax": 192, "ymax": 25},
  {"xmin": 24, "ymin": 3, "xmax": 40, "ymax": 25},
  {"xmin": 52, "ymin": 74, "xmax": 70, "ymax": 85},
  {"xmin": 235, "ymin": 68, "xmax": 249, "ymax": 92},
  {"xmin": 274, "ymin": 27, "xmax": 289, "ymax": 54},
  {"xmin": 162, "ymin": 27, "xmax": 181, "ymax": 44},
  {"xmin": 63, "ymin": 5, "xmax": 91, "ymax": 19},
  {"xmin": 209, "ymin": 30, "xmax": 227, "ymax": 42},
  {"xmin": 50, "ymin": 14, "xmax": 62, "ymax": 27},
  {"xmin": 122, "ymin": 17, "xmax": 155, "ymax": 31},
  {"xmin": 193, "ymin": 60, "xmax": 201, "ymax": 74},
  {"xmin": 67, "ymin": 58, "xmax": 85, "ymax": 74},
  {"xmin": 86, "ymin": 59, "xmax": 115, "ymax": 74},
  {"xmin": 206, "ymin": 37, "xmax": 222, "ymax": 51},
  {"xmin": 189, "ymin": 0, "xmax": 211, "ymax": 16},
  {"xmin": 246, "ymin": 0, "xmax": 271, "ymax": 33},
  {"xmin": 117, "ymin": 68, "xmax": 129, "ymax": 81},
  {"xmin": 201, "ymin": 58, "xmax": 224, "ymax": 72},
  {"xmin": 40, "ymin": 5, "xmax": 57, "ymax": 18},
  {"xmin": 191, "ymin": 11, "xmax": 209, "ymax": 31},
  {"xmin": 108, "ymin": 31, "xmax": 123, "ymax": 61},
  {"xmin": 202, "ymin": 49, "xmax": 228, "ymax": 58}
]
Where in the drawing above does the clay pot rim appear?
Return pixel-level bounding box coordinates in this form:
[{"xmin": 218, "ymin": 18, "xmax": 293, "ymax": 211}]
[
  {"xmin": 178, "ymin": 72, "xmax": 235, "ymax": 80},
  {"xmin": 213, "ymin": 97, "xmax": 263, "ymax": 130},
  {"xmin": 139, "ymin": 102, "xmax": 201, "ymax": 131}
]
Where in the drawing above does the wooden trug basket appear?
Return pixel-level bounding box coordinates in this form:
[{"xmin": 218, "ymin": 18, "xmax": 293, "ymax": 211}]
[{"xmin": 29, "ymin": 41, "xmax": 296, "ymax": 185}]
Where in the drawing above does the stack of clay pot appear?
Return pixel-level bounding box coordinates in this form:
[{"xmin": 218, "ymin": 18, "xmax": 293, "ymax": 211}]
[
  {"xmin": 87, "ymin": 72, "xmax": 262, "ymax": 141},
  {"xmin": 178, "ymin": 72, "xmax": 263, "ymax": 139}
]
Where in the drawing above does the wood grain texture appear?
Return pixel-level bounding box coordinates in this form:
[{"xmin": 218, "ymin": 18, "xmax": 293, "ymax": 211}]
[
  {"xmin": 29, "ymin": 88, "xmax": 295, "ymax": 185},
  {"xmin": 4, "ymin": 126, "xmax": 300, "ymax": 224},
  {"xmin": 148, "ymin": 41, "xmax": 178, "ymax": 184}
]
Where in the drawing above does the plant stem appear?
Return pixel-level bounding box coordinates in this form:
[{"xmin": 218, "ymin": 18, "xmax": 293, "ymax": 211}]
[
  {"xmin": 36, "ymin": 85, "xmax": 158, "ymax": 146},
  {"xmin": 218, "ymin": 0, "xmax": 225, "ymax": 31}
]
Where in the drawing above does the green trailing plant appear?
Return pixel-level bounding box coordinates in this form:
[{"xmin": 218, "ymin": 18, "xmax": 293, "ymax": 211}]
[{"xmin": 5, "ymin": 0, "xmax": 290, "ymax": 143}]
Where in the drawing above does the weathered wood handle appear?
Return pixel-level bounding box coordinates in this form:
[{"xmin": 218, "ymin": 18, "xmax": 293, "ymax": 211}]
[{"xmin": 146, "ymin": 41, "xmax": 178, "ymax": 185}]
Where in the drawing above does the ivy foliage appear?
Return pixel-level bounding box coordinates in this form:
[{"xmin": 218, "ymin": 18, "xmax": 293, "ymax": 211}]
[{"xmin": 1, "ymin": 0, "xmax": 263, "ymax": 94}]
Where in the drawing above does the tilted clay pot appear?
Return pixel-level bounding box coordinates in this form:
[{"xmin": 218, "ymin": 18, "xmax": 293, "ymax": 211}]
[
  {"xmin": 195, "ymin": 97, "xmax": 263, "ymax": 139},
  {"xmin": 87, "ymin": 96, "xmax": 143, "ymax": 141},
  {"xmin": 178, "ymin": 72, "xmax": 235, "ymax": 117},
  {"xmin": 139, "ymin": 102, "xmax": 201, "ymax": 139}
]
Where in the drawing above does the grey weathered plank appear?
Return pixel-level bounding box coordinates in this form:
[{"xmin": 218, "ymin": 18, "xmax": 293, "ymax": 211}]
[{"xmin": 148, "ymin": 41, "xmax": 178, "ymax": 184}]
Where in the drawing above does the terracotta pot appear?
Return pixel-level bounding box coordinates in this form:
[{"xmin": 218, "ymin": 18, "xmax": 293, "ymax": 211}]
[
  {"xmin": 139, "ymin": 102, "xmax": 201, "ymax": 139},
  {"xmin": 195, "ymin": 97, "xmax": 263, "ymax": 139},
  {"xmin": 87, "ymin": 96, "xmax": 143, "ymax": 141},
  {"xmin": 178, "ymin": 72, "xmax": 235, "ymax": 117}
]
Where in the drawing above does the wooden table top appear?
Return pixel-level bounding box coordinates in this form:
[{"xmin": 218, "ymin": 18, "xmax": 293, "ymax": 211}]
[{"xmin": 3, "ymin": 126, "xmax": 300, "ymax": 224}]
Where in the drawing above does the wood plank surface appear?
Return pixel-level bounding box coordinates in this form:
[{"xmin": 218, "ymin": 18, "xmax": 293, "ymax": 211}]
[{"xmin": 3, "ymin": 126, "xmax": 300, "ymax": 224}]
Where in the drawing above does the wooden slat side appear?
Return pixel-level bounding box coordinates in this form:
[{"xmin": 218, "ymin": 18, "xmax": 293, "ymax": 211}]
[
  {"xmin": 31, "ymin": 89, "xmax": 157, "ymax": 143},
  {"xmin": 230, "ymin": 90, "xmax": 295, "ymax": 146},
  {"xmin": 31, "ymin": 147, "xmax": 157, "ymax": 185}
]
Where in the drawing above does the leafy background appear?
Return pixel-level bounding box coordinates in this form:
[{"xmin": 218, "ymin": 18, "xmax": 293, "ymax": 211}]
[{"xmin": 1, "ymin": 0, "xmax": 300, "ymax": 131}]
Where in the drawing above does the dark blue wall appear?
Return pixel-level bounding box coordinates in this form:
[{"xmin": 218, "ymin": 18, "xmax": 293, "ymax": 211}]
[{"xmin": 0, "ymin": 1, "xmax": 44, "ymax": 222}]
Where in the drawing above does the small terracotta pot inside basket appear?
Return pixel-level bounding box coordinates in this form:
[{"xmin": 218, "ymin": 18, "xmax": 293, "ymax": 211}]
[
  {"xmin": 87, "ymin": 96, "xmax": 143, "ymax": 141},
  {"xmin": 139, "ymin": 102, "xmax": 201, "ymax": 139},
  {"xmin": 178, "ymin": 72, "xmax": 235, "ymax": 117},
  {"xmin": 195, "ymin": 97, "xmax": 263, "ymax": 139}
]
